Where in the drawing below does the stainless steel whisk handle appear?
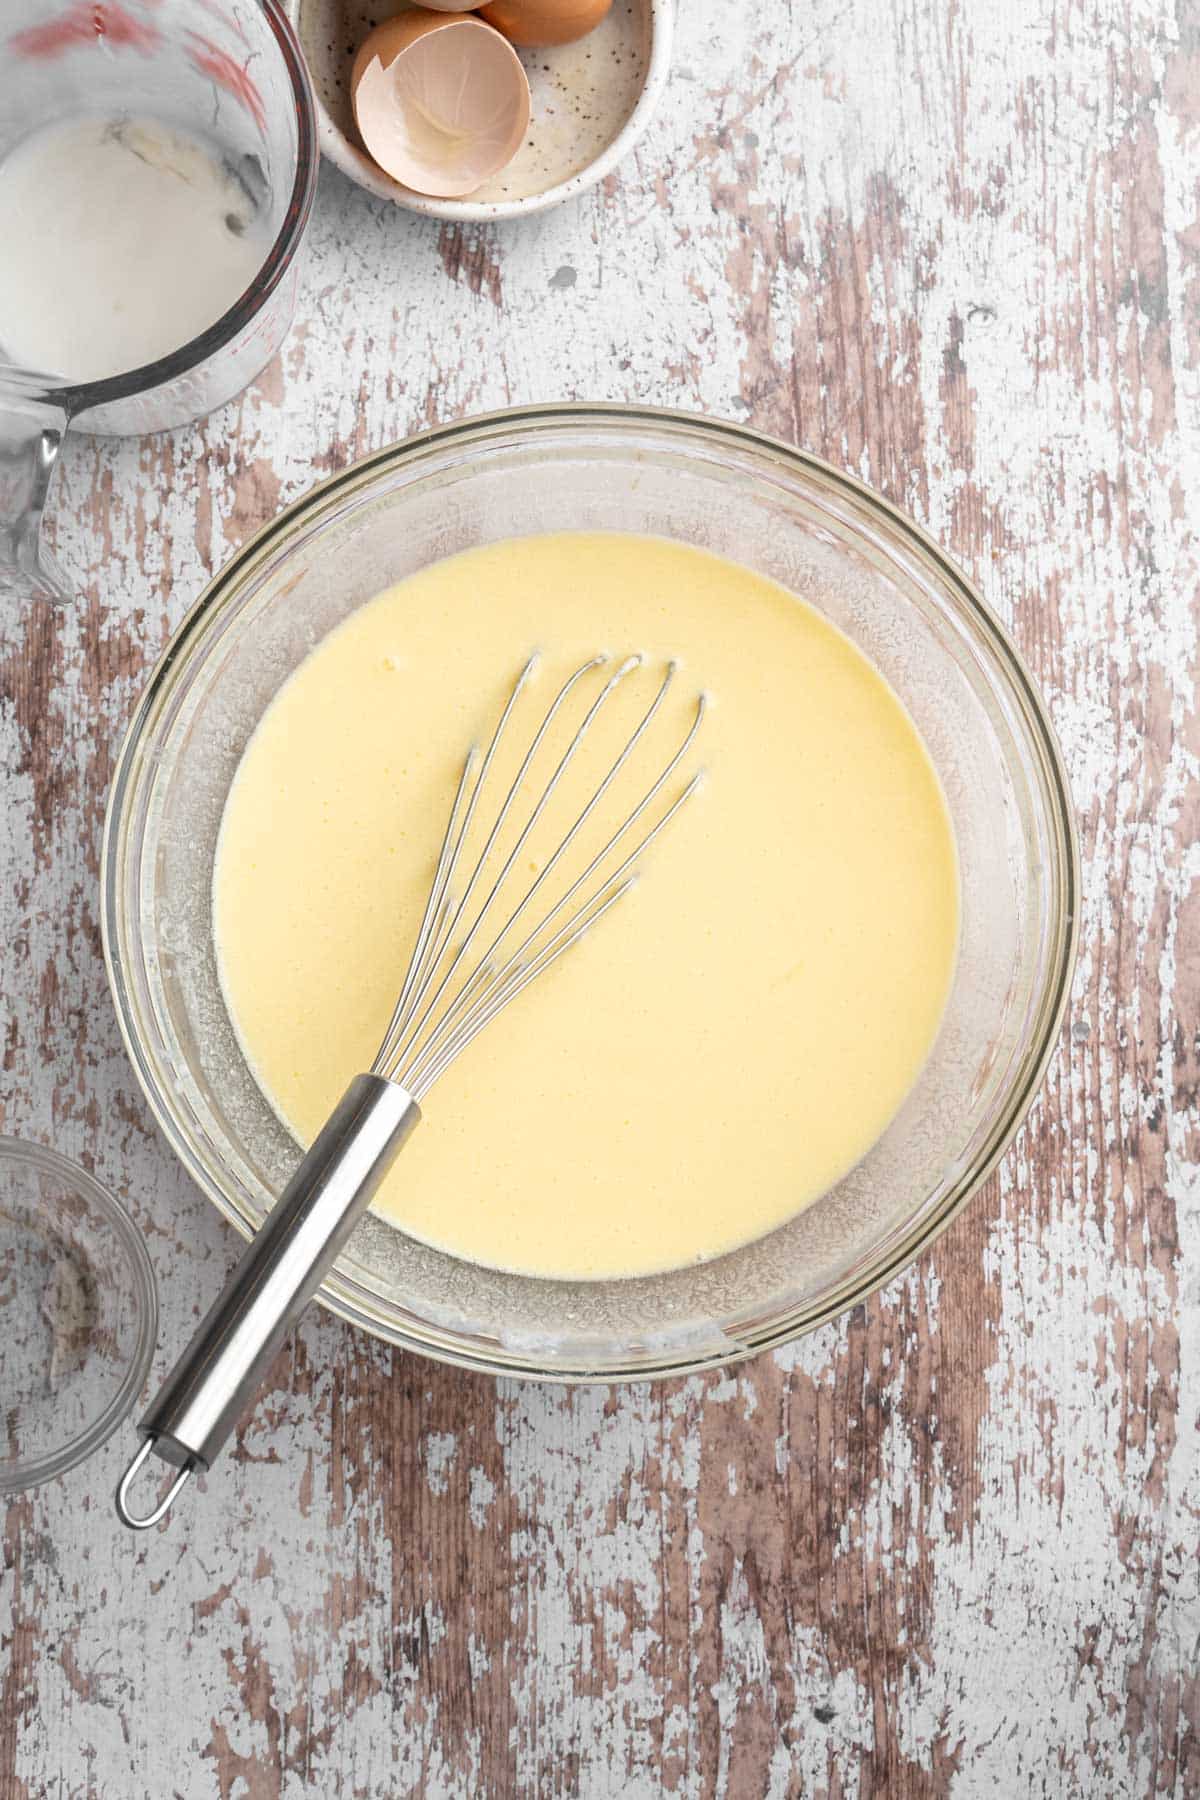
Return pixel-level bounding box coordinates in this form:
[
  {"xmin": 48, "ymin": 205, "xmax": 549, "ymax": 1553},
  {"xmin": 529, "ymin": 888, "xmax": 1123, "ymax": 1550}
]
[{"xmin": 115, "ymin": 1074, "xmax": 420, "ymax": 1530}]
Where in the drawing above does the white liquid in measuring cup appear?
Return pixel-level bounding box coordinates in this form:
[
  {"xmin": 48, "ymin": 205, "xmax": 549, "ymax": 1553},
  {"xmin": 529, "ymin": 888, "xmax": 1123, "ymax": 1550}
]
[{"xmin": 0, "ymin": 115, "xmax": 271, "ymax": 385}]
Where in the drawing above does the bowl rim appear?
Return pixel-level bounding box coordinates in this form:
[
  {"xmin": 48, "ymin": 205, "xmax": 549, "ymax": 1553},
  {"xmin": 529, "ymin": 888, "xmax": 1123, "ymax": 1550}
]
[
  {"xmin": 0, "ymin": 1136, "xmax": 158, "ymax": 1492},
  {"xmin": 286, "ymin": 0, "xmax": 673, "ymax": 221},
  {"xmin": 101, "ymin": 402, "xmax": 1080, "ymax": 1381}
]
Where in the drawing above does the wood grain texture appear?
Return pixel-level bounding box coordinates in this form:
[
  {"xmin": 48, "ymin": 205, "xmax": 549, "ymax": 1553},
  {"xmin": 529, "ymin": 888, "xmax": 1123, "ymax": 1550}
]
[{"xmin": 2, "ymin": 0, "xmax": 1198, "ymax": 1793}]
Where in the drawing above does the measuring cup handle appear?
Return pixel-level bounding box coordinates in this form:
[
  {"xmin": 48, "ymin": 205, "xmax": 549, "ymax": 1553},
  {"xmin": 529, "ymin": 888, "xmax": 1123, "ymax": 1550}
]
[{"xmin": 0, "ymin": 369, "xmax": 71, "ymax": 605}]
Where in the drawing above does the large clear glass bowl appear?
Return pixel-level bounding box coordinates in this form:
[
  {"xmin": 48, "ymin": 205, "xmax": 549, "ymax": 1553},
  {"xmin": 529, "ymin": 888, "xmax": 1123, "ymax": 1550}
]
[{"xmin": 101, "ymin": 406, "xmax": 1078, "ymax": 1380}]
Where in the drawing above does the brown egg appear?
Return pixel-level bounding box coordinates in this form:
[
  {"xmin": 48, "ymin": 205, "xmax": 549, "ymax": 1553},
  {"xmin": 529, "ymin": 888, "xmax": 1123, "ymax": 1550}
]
[
  {"xmin": 478, "ymin": 0, "xmax": 613, "ymax": 50},
  {"xmin": 351, "ymin": 10, "xmax": 531, "ymax": 198}
]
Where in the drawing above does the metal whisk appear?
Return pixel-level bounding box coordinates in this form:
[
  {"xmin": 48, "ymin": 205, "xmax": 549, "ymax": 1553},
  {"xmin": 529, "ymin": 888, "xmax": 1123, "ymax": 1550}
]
[{"xmin": 116, "ymin": 653, "xmax": 704, "ymax": 1529}]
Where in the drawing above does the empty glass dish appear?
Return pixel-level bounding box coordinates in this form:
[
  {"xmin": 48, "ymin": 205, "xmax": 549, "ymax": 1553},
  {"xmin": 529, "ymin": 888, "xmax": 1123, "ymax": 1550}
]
[{"xmin": 0, "ymin": 1138, "xmax": 156, "ymax": 1491}]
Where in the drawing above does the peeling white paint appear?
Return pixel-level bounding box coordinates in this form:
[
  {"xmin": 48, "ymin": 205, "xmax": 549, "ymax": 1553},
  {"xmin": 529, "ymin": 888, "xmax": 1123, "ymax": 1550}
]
[
  {"xmin": 422, "ymin": 1431, "xmax": 459, "ymax": 1498},
  {"xmin": 467, "ymin": 1465, "xmax": 497, "ymax": 1530}
]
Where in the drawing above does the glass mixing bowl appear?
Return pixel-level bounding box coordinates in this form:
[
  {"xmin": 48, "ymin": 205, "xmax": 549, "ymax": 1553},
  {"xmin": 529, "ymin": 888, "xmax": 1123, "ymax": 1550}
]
[{"xmin": 101, "ymin": 406, "xmax": 1078, "ymax": 1380}]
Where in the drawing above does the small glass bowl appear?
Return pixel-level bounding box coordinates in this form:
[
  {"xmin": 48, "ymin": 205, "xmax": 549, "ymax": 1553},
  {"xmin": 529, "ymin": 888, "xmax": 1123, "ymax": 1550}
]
[{"xmin": 0, "ymin": 1139, "xmax": 156, "ymax": 1492}]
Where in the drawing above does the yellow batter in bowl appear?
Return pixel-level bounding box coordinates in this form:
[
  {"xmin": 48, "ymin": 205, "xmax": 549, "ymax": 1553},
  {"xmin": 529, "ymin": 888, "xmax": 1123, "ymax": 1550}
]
[{"xmin": 214, "ymin": 531, "xmax": 959, "ymax": 1280}]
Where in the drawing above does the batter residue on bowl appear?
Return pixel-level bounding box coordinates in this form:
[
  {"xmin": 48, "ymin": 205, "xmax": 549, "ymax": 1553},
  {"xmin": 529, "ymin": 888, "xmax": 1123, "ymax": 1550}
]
[{"xmin": 214, "ymin": 532, "xmax": 959, "ymax": 1280}]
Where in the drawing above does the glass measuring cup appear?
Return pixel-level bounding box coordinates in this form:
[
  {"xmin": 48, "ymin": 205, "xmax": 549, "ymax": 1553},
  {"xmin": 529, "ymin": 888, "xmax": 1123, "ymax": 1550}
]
[{"xmin": 0, "ymin": 0, "xmax": 317, "ymax": 601}]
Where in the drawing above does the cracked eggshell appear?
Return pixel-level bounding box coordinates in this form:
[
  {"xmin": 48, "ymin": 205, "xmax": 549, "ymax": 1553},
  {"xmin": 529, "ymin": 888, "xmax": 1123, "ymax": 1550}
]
[
  {"xmin": 285, "ymin": 0, "xmax": 670, "ymax": 221},
  {"xmin": 351, "ymin": 10, "xmax": 531, "ymax": 198}
]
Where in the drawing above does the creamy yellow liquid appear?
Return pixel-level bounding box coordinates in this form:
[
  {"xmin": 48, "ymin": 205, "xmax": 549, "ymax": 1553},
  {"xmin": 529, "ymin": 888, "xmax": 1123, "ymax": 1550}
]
[{"xmin": 214, "ymin": 533, "xmax": 958, "ymax": 1280}]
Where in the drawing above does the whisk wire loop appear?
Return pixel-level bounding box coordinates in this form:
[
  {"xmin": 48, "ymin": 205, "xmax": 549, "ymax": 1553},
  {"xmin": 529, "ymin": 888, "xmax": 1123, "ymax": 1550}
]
[
  {"xmin": 371, "ymin": 653, "xmax": 705, "ymax": 1101},
  {"xmin": 379, "ymin": 652, "xmax": 606, "ymax": 1074}
]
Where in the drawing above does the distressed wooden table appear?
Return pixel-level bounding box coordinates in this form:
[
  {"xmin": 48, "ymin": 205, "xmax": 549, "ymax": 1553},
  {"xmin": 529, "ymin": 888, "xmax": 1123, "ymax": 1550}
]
[{"xmin": 3, "ymin": 0, "xmax": 1198, "ymax": 1794}]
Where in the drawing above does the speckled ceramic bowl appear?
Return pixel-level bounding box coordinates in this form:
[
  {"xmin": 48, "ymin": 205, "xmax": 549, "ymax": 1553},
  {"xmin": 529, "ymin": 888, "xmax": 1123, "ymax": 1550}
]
[{"xmin": 283, "ymin": 0, "xmax": 671, "ymax": 219}]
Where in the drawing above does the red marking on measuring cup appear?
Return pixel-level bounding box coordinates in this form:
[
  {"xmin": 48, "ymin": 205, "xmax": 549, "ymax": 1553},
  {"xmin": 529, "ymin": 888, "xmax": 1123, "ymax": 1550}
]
[
  {"xmin": 185, "ymin": 32, "xmax": 267, "ymax": 133},
  {"xmin": 9, "ymin": 0, "xmax": 161, "ymax": 56}
]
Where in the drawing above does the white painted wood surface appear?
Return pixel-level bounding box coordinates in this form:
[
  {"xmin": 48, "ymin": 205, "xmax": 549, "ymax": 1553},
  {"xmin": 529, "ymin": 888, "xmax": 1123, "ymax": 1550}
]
[{"xmin": 2, "ymin": 0, "xmax": 1198, "ymax": 1793}]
